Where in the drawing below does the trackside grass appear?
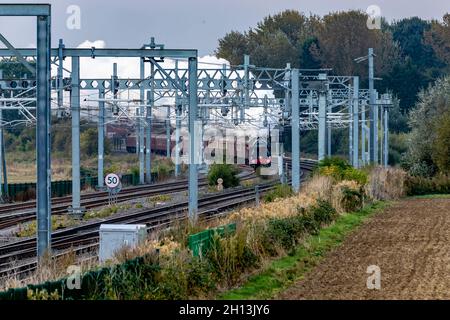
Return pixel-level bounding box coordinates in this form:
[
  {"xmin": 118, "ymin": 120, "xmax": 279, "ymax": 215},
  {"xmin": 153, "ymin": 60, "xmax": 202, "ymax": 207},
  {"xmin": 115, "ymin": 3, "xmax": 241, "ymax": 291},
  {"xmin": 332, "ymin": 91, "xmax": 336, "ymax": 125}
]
[{"xmin": 217, "ymin": 201, "xmax": 389, "ymax": 300}]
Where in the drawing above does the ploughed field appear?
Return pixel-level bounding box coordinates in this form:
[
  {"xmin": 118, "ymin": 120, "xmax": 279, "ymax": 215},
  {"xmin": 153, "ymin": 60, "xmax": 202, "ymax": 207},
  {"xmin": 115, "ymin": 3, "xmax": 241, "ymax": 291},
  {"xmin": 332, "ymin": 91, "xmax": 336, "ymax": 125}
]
[{"xmin": 279, "ymin": 197, "xmax": 450, "ymax": 300}]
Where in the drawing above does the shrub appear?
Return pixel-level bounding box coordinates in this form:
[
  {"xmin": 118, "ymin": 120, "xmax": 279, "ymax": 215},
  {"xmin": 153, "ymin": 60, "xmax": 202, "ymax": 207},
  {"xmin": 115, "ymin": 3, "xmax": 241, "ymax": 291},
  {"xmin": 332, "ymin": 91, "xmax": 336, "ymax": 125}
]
[
  {"xmin": 154, "ymin": 163, "xmax": 171, "ymax": 181},
  {"xmin": 207, "ymin": 164, "xmax": 240, "ymax": 189},
  {"xmin": 405, "ymin": 174, "xmax": 450, "ymax": 195},
  {"xmin": 303, "ymin": 175, "xmax": 334, "ymax": 202},
  {"xmin": 263, "ymin": 184, "xmax": 294, "ymax": 203},
  {"xmin": 318, "ymin": 156, "xmax": 351, "ymax": 171},
  {"xmin": 206, "ymin": 229, "xmax": 259, "ymax": 285},
  {"xmin": 317, "ymin": 157, "xmax": 367, "ymax": 185},
  {"xmin": 331, "ymin": 180, "xmax": 364, "ymax": 214},
  {"xmin": 365, "ymin": 167, "xmax": 407, "ymax": 200},
  {"xmin": 259, "ymin": 200, "xmax": 337, "ymax": 256},
  {"xmin": 343, "ymin": 167, "xmax": 368, "ymax": 185},
  {"xmin": 309, "ymin": 199, "xmax": 338, "ymax": 225}
]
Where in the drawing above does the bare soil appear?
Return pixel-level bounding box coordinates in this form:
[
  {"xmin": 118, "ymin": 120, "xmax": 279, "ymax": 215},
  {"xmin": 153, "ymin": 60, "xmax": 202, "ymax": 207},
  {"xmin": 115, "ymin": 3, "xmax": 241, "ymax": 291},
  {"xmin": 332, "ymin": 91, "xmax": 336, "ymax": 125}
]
[{"xmin": 278, "ymin": 197, "xmax": 450, "ymax": 300}]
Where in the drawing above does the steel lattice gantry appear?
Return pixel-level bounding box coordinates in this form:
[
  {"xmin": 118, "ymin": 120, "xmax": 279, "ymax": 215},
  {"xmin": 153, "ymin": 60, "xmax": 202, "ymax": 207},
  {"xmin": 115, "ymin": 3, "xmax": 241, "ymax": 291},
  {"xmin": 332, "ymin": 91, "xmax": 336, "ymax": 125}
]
[
  {"xmin": 0, "ymin": 52, "xmax": 391, "ymax": 192},
  {"xmin": 0, "ymin": 4, "xmax": 51, "ymax": 259},
  {"xmin": 0, "ymin": 14, "xmax": 199, "ymax": 257},
  {"xmin": 0, "ymin": 27, "xmax": 392, "ymax": 262}
]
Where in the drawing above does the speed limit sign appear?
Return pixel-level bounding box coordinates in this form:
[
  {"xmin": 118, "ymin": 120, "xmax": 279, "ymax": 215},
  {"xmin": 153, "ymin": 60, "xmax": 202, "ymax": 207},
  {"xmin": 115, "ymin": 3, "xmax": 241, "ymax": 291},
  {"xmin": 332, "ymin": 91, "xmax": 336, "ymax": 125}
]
[{"xmin": 105, "ymin": 173, "xmax": 120, "ymax": 189}]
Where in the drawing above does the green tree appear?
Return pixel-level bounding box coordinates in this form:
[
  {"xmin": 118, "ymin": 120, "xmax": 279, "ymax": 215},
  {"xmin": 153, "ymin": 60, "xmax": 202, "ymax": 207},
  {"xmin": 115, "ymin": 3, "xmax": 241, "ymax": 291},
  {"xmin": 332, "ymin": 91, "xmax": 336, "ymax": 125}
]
[
  {"xmin": 432, "ymin": 111, "xmax": 450, "ymax": 174},
  {"xmin": 80, "ymin": 127, "xmax": 111, "ymax": 157},
  {"xmin": 425, "ymin": 14, "xmax": 450, "ymax": 70},
  {"xmin": 216, "ymin": 31, "xmax": 249, "ymax": 66},
  {"xmin": 402, "ymin": 76, "xmax": 450, "ymax": 176},
  {"xmin": 310, "ymin": 11, "xmax": 400, "ymax": 77}
]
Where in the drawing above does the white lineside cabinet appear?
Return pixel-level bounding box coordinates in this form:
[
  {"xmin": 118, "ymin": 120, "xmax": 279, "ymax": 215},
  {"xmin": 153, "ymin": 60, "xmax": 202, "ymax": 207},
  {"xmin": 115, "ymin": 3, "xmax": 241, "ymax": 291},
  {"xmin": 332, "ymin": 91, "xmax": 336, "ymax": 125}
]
[{"xmin": 99, "ymin": 224, "xmax": 147, "ymax": 263}]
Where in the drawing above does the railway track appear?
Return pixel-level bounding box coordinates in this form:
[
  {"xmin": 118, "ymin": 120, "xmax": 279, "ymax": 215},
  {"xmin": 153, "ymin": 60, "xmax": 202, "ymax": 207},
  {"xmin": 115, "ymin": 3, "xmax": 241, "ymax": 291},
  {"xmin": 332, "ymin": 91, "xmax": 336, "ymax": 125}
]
[
  {"xmin": 0, "ymin": 169, "xmax": 255, "ymax": 230},
  {"xmin": 0, "ymin": 160, "xmax": 317, "ymax": 281}
]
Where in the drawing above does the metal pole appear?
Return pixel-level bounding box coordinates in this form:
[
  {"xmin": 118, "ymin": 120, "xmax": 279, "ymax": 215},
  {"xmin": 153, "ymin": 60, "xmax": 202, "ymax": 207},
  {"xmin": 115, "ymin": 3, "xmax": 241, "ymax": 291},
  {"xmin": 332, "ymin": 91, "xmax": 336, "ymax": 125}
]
[
  {"xmin": 98, "ymin": 89, "xmax": 105, "ymax": 188},
  {"xmin": 380, "ymin": 102, "xmax": 384, "ymax": 165},
  {"xmin": 70, "ymin": 56, "xmax": 82, "ymax": 217},
  {"xmin": 242, "ymin": 54, "xmax": 250, "ymax": 123},
  {"xmin": 188, "ymin": 57, "xmax": 198, "ymax": 221},
  {"xmin": 291, "ymin": 69, "xmax": 300, "ymax": 193},
  {"xmin": 146, "ymin": 89, "xmax": 152, "ymax": 183},
  {"xmin": 352, "ymin": 77, "xmax": 359, "ymax": 168},
  {"xmin": 0, "ymin": 102, "xmax": 3, "ymax": 199},
  {"xmin": 139, "ymin": 58, "xmax": 145, "ymax": 184},
  {"xmin": 318, "ymin": 91, "xmax": 327, "ymax": 161},
  {"xmin": 255, "ymin": 185, "xmax": 260, "ymax": 206},
  {"xmin": 280, "ymin": 63, "xmax": 290, "ymax": 184},
  {"xmin": 384, "ymin": 106, "xmax": 389, "ymax": 167},
  {"xmin": 361, "ymin": 100, "xmax": 366, "ymax": 165},
  {"xmin": 175, "ymin": 60, "xmax": 181, "ymax": 177},
  {"xmin": 368, "ymin": 48, "xmax": 376, "ymax": 164},
  {"xmin": 166, "ymin": 106, "xmax": 171, "ymax": 157},
  {"xmin": 1, "ymin": 124, "xmax": 6, "ymax": 198},
  {"xmin": 36, "ymin": 14, "xmax": 52, "ymax": 258},
  {"xmin": 57, "ymin": 39, "xmax": 64, "ymax": 118},
  {"xmin": 349, "ymin": 88, "xmax": 353, "ymax": 164},
  {"xmin": 327, "ymin": 85, "xmax": 332, "ymax": 157}
]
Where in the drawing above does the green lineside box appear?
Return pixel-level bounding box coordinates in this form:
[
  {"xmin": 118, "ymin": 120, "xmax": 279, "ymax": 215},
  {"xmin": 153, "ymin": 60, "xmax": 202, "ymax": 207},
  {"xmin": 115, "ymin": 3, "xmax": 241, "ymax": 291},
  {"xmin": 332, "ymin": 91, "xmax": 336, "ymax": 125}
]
[{"xmin": 188, "ymin": 223, "xmax": 237, "ymax": 257}]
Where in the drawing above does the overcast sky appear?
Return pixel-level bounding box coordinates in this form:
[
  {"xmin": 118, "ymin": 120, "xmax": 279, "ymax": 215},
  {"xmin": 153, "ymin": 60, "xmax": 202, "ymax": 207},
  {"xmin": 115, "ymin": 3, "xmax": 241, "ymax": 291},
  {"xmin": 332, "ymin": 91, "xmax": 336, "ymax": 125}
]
[{"xmin": 0, "ymin": 0, "xmax": 449, "ymax": 56}]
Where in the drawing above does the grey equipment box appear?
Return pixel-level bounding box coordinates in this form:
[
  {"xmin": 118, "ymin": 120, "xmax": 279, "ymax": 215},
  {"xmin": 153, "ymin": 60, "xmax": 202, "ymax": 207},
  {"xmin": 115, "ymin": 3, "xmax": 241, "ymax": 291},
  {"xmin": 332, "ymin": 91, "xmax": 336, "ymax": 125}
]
[{"xmin": 99, "ymin": 224, "xmax": 147, "ymax": 263}]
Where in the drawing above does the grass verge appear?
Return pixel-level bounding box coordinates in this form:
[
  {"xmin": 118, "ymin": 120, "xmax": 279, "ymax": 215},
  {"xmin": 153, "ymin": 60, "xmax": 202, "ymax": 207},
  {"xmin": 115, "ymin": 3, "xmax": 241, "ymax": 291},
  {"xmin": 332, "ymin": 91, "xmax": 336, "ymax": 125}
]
[{"xmin": 217, "ymin": 201, "xmax": 389, "ymax": 300}]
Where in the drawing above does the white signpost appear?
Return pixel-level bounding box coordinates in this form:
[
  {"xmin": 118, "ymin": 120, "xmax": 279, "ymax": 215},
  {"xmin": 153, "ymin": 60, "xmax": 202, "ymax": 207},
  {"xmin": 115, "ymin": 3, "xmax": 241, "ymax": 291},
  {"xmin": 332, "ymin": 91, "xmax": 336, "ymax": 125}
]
[{"xmin": 105, "ymin": 173, "xmax": 121, "ymax": 205}]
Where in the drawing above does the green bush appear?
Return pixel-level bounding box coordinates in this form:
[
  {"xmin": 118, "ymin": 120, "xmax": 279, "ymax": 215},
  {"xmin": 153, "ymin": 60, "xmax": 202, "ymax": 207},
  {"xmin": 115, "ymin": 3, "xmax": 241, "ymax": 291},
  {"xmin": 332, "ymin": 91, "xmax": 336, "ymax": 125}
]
[
  {"xmin": 207, "ymin": 164, "xmax": 240, "ymax": 188},
  {"xmin": 261, "ymin": 200, "xmax": 337, "ymax": 255},
  {"xmin": 206, "ymin": 230, "xmax": 259, "ymax": 285},
  {"xmin": 405, "ymin": 174, "xmax": 450, "ymax": 195},
  {"xmin": 318, "ymin": 156, "xmax": 351, "ymax": 171},
  {"xmin": 263, "ymin": 184, "xmax": 294, "ymax": 203},
  {"xmin": 317, "ymin": 156, "xmax": 367, "ymax": 185},
  {"xmin": 340, "ymin": 186, "xmax": 364, "ymax": 212},
  {"xmin": 343, "ymin": 167, "xmax": 368, "ymax": 185},
  {"xmin": 309, "ymin": 199, "xmax": 338, "ymax": 225}
]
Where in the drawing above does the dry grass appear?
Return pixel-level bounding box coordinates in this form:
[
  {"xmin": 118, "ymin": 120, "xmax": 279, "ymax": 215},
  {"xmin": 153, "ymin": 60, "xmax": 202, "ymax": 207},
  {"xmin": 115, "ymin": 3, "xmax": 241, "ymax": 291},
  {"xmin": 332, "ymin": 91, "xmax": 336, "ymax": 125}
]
[
  {"xmin": 0, "ymin": 165, "xmax": 407, "ymax": 296},
  {"xmin": 0, "ymin": 249, "xmax": 98, "ymax": 292},
  {"xmin": 331, "ymin": 180, "xmax": 363, "ymax": 214},
  {"xmin": 302, "ymin": 175, "xmax": 334, "ymax": 203},
  {"xmin": 110, "ymin": 236, "xmax": 182, "ymax": 266},
  {"xmin": 5, "ymin": 152, "xmax": 171, "ymax": 183},
  {"xmin": 365, "ymin": 166, "xmax": 407, "ymax": 201}
]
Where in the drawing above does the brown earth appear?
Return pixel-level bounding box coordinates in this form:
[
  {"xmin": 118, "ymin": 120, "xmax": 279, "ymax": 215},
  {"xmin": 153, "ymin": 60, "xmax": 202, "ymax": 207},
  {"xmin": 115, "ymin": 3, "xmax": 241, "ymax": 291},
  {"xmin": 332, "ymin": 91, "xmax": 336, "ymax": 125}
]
[{"xmin": 278, "ymin": 197, "xmax": 450, "ymax": 300}]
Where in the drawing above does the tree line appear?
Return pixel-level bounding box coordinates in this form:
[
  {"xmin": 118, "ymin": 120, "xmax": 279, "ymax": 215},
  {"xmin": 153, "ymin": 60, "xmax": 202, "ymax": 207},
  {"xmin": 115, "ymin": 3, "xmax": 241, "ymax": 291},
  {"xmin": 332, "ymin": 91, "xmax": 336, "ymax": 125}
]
[
  {"xmin": 216, "ymin": 10, "xmax": 450, "ymax": 176},
  {"xmin": 216, "ymin": 10, "xmax": 450, "ymax": 133}
]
